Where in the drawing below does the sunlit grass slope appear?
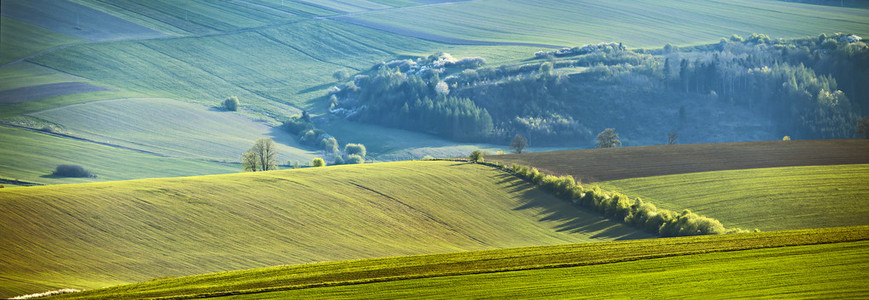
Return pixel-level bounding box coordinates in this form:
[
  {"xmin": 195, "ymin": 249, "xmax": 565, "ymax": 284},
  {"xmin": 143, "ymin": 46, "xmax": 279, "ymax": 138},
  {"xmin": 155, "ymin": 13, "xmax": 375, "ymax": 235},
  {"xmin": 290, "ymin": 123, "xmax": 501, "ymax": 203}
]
[
  {"xmin": 0, "ymin": 161, "xmax": 648, "ymax": 297},
  {"xmin": 599, "ymin": 164, "xmax": 869, "ymax": 231},
  {"xmin": 352, "ymin": 0, "xmax": 869, "ymax": 47},
  {"xmin": 0, "ymin": 126, "xmax": 237, "ymax": 185},
  {"xmin": 54, "ymin": 226, "xmax": 869, "ymax": 299},
  {"xmin": 29, "ymin": 98, "xmax": 317, "ymax": 162}
]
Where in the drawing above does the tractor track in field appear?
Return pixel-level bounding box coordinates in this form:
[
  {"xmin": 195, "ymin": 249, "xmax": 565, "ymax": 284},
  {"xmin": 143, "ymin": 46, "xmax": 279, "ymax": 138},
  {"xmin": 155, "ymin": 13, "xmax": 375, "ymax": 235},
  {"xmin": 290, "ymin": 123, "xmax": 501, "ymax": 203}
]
[
  {"xmin": 348, "ymin": 181, "xmax": 489, "ymax": 246},
  {"xmin": 0, "ymin": 123, "xmax": 172, "ymax": 158}
]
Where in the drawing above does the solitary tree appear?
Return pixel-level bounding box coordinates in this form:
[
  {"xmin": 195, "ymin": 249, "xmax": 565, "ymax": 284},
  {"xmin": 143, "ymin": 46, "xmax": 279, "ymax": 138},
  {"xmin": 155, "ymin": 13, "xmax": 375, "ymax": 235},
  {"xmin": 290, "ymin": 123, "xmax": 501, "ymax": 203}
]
[
  {"xmin": 596, "ymin": 128, "xmax": 621, "ymax": 148},
  {"xmin": 242, "ymin": 138, "xmax": 278, "ymax": 171},
  {"xmin": 511, "ymin": 134, "xmax": 528, "ymax": 154},
  {"xmin": 858, "ymin": 116, "xmax": 869, "ymax": 139},
  {"xmin": 667, "ymin": 132, "xmax": 678, "ymax": 145},
  {"xmin": 312, "ymin": 157, "xmax": 326, "ymax": 167},
  {"xmin": 468, "ymin": 150, "xmax": 485, "ymax": 163},
  {"xmin": 223, "ymin": 96, "xmax": 240, "ymax": 111}
]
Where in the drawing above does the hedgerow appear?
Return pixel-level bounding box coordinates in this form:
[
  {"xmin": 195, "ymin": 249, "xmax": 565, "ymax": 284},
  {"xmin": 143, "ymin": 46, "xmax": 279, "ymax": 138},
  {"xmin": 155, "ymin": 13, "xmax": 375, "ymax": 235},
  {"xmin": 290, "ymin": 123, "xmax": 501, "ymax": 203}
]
[{"xmin": 483, "ymin": 161, "xmax": 747, "ymax": 237}]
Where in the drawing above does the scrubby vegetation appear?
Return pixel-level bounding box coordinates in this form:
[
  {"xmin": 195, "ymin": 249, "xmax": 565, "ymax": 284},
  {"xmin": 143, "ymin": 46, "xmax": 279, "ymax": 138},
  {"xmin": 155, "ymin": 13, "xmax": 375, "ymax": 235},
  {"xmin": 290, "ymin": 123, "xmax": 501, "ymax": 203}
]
[
  {"xmin": 330, "ymin": 34, "xmax": 866, "ymax": 146},
  {"xmin": 51, "ymin": 164, "xmax": 95, "ymax": 178}
]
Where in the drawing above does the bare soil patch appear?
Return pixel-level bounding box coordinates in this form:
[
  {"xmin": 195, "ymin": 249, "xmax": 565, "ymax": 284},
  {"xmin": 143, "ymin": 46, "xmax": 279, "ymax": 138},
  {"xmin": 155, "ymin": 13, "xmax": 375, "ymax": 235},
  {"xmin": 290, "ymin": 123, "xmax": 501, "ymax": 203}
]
[{"xmin": 491, "ymin": 140, "xmax": 869, "ymax": 183}]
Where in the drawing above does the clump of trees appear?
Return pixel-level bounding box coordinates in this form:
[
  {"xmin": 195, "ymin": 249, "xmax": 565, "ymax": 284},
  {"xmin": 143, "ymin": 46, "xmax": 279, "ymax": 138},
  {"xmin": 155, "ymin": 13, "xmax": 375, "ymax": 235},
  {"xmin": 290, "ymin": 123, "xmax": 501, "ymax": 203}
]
[
  {"xmin": 222, "ymin": 96, "xmax": 239, "ymax": 111},
  {"xmin": 242, "ymin": 138, "xmax": 278, "ymax": 172},
  {"xmin": 51, "ymin": 164, "xmax": 95, "ymax": 178},
  {"xmin": 501, "ymin": 163, "xmax": 745, "ymax": 237}
]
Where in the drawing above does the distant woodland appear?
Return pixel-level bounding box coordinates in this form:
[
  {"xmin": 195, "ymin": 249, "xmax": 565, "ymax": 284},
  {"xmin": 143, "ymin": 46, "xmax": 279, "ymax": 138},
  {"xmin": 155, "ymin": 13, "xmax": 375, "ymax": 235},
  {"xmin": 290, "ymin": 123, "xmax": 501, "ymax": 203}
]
[{"xmin": 328, "ymin": 33, "xmax": 867, "ymax": 146}]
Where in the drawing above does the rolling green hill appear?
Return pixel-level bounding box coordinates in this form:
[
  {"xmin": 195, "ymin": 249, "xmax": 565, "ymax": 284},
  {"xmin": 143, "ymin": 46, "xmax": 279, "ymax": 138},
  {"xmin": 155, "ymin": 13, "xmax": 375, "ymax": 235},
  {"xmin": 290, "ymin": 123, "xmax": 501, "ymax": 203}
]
[
  {"xmin": 50, "ymin": 226, "xmax": 869, "ymax": 299},
  {"xmin": 0, "ymin": 126, "xmax": 238, "ymax": 186},
  {"xmin": 0, "ymin": 161, "xmax": 649, "ymax": 298},
  {"xmin": 598, "ymin": 164, "xmax": 869, "ymax": 231}
]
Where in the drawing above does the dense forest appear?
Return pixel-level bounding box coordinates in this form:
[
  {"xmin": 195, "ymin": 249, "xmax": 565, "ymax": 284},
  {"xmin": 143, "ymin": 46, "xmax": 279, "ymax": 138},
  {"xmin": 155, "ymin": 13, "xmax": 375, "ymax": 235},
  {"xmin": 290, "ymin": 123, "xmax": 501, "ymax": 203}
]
[{"xmin": 328, "ymin": 33, "xmax": 867, "ymax": 146}]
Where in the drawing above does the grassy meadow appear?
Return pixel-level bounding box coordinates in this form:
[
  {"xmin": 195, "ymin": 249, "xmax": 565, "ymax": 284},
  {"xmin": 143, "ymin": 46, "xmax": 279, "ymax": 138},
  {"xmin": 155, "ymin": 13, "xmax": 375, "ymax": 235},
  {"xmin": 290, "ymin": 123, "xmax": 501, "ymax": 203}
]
[
  {"xmin": 0, "ymin": 161, "xmax": 649, "ymax": 297},
  {"xmin": 52, "ymin": 226, "xmax": 869, "ymax": 299},
  {"xmin": 599, "ymin": 164, "xmax": 869, "ymax": 231}
]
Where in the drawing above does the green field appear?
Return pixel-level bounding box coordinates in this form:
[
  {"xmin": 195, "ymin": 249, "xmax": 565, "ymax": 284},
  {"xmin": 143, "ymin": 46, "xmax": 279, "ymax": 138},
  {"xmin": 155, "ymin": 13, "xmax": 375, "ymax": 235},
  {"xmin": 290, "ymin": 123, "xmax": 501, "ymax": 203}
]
[
  {"xmin": 0, "ymin": 161, "xmax": 648, "ymax": 297},
  {"xmin": 351, "ymin": 0, "xmax": 869, "ymax": 47},
  {"xmin": 28, "ymin": 98, "xmax": 317, "ymax": 162},
  {"xmin": 0, "ymin": 17, "xmax": 82, "ymax": 65},
  {"xmin": 25, "ymin": 19, "xmax": 537, "ymax": 115},
  {"xmin": 598, "ymin": 164, "xmax": 869, "ymax": 231},
  {"xmin": 0, "ymin": 126, "xmax": 238, "ymax": 185},
  {"xmin": 51, "ymin": 226, "xmax": 869, "ymax": 299}
]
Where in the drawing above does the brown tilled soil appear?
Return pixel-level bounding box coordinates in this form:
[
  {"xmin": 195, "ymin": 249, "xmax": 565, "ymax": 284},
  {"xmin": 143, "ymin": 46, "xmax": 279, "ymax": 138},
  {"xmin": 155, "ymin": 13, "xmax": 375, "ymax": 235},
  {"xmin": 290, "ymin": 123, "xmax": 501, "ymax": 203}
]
[{"xmin": 491, "ymin": 139, "xmax": 869, "ymax": 183}]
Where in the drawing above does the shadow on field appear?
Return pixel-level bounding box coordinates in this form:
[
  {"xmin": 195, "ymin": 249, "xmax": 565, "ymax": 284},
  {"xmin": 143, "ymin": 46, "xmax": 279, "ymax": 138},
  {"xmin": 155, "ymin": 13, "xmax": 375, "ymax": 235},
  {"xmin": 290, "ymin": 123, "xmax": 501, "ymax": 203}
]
[{"xmin": 497, "ymin": 173, "xmax": 651, "ymax": 240}]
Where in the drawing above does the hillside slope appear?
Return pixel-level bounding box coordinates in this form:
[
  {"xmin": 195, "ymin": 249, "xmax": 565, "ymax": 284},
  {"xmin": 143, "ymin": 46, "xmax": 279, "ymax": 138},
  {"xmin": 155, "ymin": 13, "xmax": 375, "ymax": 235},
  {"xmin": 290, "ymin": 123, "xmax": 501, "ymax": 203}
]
[
  {"xmin": 0, "ymin": 161, "xmax": 649, "ymax": 298},
  {"xmin": 491, "ymin": 140, "xmax": 869, "ymax": 183},
  {"xmin": 599, "ymin": 164, "xmax": 869, "ymax": 231}
]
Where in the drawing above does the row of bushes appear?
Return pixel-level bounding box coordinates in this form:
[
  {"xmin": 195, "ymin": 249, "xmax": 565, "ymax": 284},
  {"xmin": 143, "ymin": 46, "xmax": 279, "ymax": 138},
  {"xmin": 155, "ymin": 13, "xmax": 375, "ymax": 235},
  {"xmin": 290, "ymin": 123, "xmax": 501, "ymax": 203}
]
[{"xmin": 471, "ymin": 159, "xmax": 747, "ymax": 237}]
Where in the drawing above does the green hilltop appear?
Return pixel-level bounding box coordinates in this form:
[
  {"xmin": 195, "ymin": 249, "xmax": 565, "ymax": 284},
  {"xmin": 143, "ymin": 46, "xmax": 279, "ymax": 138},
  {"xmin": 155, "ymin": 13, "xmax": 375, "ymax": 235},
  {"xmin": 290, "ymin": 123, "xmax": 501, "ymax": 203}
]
[{"xmin": 0, "ymin": 161, "xmax": 648, "ymax": 297}]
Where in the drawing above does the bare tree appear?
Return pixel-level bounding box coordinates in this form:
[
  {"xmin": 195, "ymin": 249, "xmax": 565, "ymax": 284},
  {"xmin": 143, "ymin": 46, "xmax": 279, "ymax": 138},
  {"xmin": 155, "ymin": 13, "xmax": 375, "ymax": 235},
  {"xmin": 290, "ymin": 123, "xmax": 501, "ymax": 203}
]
[
  {"xmin": 511, "ymin": 134, "xmax": 528, "ymax": 154},
  {"xmin": 668, "ymin": 132, "xmax": 678, "ymax": 145},
  {"xmin": 242, "ymin": 152, "xmax": 258, "ymax": 172},
  {"xmin": 242, "ymin": 138, "xmax": 278, "ymax": 171}
]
